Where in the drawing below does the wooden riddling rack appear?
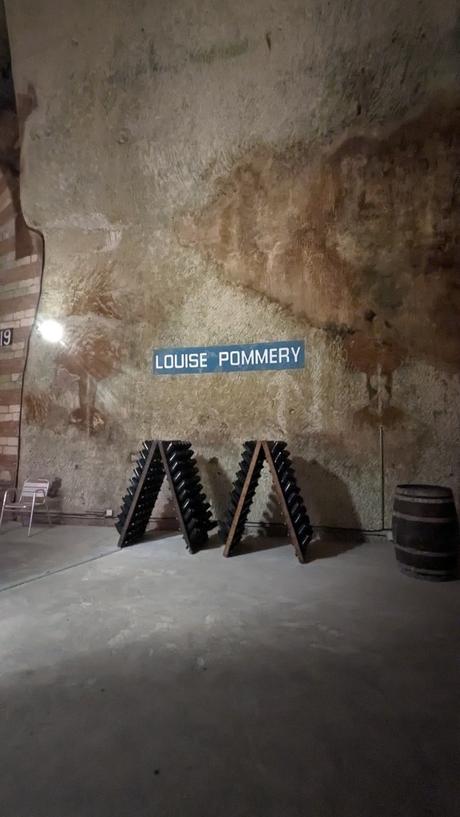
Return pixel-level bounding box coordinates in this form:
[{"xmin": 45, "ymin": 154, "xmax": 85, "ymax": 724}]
[
  {"xmin": 116, "ymin": 440, "xmax": 217, "ymax": 552},
  {"xmin": 220, "ymin": 440, "xmax": 313, "ymax": 563},
  {"xmin": 116, "ymin": 439, "xmax": 312, "ymax": 563}
]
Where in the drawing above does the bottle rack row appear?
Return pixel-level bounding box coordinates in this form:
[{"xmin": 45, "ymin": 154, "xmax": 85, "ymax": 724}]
[
  {"xmin": 220, "ymin": 440, "xmax": 312, "ymax": 563},
  {"xmin": 116, "ymin": 440, "xmax": 312, "ymax": 563},
  {"xmin": 116, "ymin": 440, "xmax": 217, "ymax": 552}
]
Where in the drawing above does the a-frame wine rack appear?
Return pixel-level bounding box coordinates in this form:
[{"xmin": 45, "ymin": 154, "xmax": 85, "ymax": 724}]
[
  {"xmin": 116, "ymin": 440, "xmax": 217, "ymax": 552},
  {"xmin": 220, "ymin": 441, "xmax": 312, "ymax": 563}
]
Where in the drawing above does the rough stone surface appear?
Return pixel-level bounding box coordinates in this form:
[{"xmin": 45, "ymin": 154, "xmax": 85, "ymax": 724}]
[
  {"xmin": 0, "ymin": 15, "xmax": 43, "ymax": 488},
  {"xmin": 4, "ymin": 0, "xmax": 460, "ymax": 524},
  {"xmin": 0, "ymin": 527, "xmax": 459, "ymax": 817}
]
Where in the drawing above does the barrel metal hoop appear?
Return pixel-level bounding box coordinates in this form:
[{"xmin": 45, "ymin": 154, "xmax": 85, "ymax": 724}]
[
  {"xmin": 393, "ymin": 511, "xmax": 455, "ymax": 524},
  {"xmin": 396, "ymin": 485, "xmax": 453, "ymax": 499},
  {"xmin": 394, "ymin": 544, "xmax": 457, "ymax": 558},
  {"xmin": 399, "ymin": 565, "xmax": 453, "ymax": 577},
  {"xmin": 394, "ymin": 495, "xmax": 454, "ymax": 505}
]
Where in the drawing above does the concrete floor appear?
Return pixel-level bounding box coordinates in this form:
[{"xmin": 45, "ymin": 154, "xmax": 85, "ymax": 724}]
[{"xmin": 0, "ymin": 524, "xmax": 459, "ymax": 817}]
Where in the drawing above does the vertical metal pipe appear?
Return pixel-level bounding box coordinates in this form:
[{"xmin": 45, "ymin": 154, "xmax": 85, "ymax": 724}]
[{"xmin": 379, "ymin": 424, "xmax": 385, "ymax": 530}]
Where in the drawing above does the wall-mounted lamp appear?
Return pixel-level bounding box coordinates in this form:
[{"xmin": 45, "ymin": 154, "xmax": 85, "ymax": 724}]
[{"xmin": 38, "ymin": 319, "xmax": 64, "ymax": 344}]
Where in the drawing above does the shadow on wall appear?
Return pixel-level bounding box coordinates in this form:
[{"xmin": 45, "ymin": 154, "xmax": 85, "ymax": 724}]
[
  {"xmin": 195, "ymin": 455, "xmax": 232, "ymax": 550},
  {"xmin": 260, "ymin": 486, "xmax": 285, "ymax": 534},
  {"xmin": 197, "ymin": 455, "xmax": 232, "ymax": 523},
  {"xmin": 258, "ymin": 457, "xmax": 365, "ymax": 559},
  {"xmin": 293, "ymin": 456, "xmax": 365, "ymax": 560},
  {"xmin": 292, "ymin": 457, "xmax": 361, "ymax": 528},
  {"xmin": 145, "ymin": 479, "xmax": 177, "ymax": 535},
  {"xmin": 48, "ymin": 477, "xmax": 63, "ymax": 521}
]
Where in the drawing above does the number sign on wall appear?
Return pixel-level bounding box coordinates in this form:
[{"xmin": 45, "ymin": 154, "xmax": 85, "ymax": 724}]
[{"xmin": 0, "ymin": 328, "xmax": 13, "ymax": 347}]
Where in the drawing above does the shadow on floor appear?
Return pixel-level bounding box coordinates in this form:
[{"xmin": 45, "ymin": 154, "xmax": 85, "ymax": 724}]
[
  {"xmin": 142, "ymin": 528, "xmax": 224, "ymax": 553},
  {"xmin": 142, "ymin": 529, "xmax": 179, "ymax": 544},
  {"xmin": 2, "ymin": 558, "xmax": 459, "ymax": 817},
  {"xmin": 307, "ymin": 532, "xmax": 367, "ymax": 562},
  {"xmin": 199, "ymin": 532, "xmax": 225, "ymax": 551},
  {"xmin": 231, "ymin": 535, "xmax": 291, "ymax": 556}
]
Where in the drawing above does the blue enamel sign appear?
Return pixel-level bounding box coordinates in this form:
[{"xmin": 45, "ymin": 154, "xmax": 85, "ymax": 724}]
[{"xmin": 153, "ymin": 340, "xmax": 305, "ymax": 375}]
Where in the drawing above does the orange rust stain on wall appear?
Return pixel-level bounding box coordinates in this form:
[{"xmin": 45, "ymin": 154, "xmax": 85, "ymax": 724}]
[
  {"xmin": 43, "ymin": 261, "xmax": 125, "ymax": 435},
  {"xmin": 342, "ymin": 332, "xmax": 405, "ymax": 377},
  {"xmin": 178, "ymin": 99, "xmax": 460, "ymax": 398},
  {"xmin": 24, "ymin": 392, "xmax": 51, "ymax": 426},
  {"xmin": 56, "ymin": 329, "xmax": 121, "ymax": 434},
  {"xmin": 57, "ymin": 330, "xmax": 120, "ymax": 382},
  {"xmin": 68, "ymin": 264, "xmax": 122, "ymax": 320}
]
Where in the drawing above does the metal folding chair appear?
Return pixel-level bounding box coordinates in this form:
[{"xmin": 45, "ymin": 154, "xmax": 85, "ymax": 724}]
[{"xmin": 0, "ymin": 479, "xmax": 52, "ymax": 536}]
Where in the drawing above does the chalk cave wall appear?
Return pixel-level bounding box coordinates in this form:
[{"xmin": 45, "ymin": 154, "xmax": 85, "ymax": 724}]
[
  {"xmin": 0, "ymin": 1, "xmax": 43, "ymax": 490},
  {"xmin": 5, "ymin": 0, "xmax": 460, "ymax": 526}
]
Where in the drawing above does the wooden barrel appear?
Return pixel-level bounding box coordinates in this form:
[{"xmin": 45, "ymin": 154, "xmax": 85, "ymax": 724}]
[{"xmin": 392, "ymin": 484, "xmax": 459, "ymax": 581}]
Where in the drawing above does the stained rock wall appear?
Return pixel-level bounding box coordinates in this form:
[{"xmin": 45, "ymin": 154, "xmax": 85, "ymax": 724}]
[
  {"xmin": 5, "ymin": 0, "xmax": 460, "ymax": 526},
  {"xmin": 0, "ymin": 4, "xmax": 42, "ymax": 490}
]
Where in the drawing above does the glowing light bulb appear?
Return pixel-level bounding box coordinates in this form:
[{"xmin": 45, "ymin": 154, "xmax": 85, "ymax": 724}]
[{"xmin": 38, "ymin": 319, "xmax": 64, "ymax": 343}]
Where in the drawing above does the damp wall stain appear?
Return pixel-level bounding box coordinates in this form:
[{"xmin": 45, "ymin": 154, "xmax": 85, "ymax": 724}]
[
  {"xmin": 68, "ymin": 264, "xmax": 122, "ymax": 320},
  {"xmin": 179, "ymin": 99, "xmax": 460, "ymax": 398},
  {"xmin": 24, "ymin": 392, "xmax": 51, "ymax": 426}
]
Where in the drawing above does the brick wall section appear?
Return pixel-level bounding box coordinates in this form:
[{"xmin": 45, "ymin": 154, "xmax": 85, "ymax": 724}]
[{"xmin": 0, "ymin": 170, "xmax": 42, "ymax": 487}]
